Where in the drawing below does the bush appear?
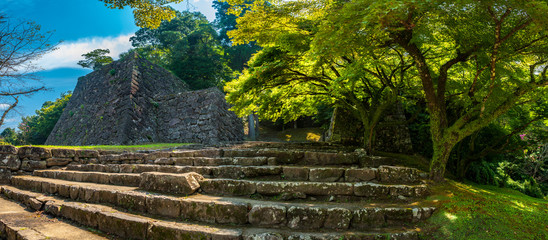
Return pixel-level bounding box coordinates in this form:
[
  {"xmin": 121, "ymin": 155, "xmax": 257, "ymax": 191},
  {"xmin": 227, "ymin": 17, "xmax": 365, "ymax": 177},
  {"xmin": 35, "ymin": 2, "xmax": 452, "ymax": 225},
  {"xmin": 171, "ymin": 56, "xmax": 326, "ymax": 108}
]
[{"xmin": 467, "ymin": 160, "xmax": 545, "ymax": 198}]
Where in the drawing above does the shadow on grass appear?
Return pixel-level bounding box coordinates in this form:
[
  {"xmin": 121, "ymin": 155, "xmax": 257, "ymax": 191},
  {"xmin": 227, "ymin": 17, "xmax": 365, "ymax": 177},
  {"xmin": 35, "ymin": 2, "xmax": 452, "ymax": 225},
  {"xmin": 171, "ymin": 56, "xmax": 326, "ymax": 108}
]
[{"xmin": 419, "ymin": 181, "xmax": 548, "ymax": 240}]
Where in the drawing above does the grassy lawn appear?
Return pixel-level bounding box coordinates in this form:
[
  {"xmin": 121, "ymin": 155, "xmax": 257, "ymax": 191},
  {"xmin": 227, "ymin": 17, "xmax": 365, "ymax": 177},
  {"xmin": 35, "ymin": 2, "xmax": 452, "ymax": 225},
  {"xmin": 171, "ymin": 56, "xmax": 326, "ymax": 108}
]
[
  {"xmin": 420, "ymin": 180, "xmax": 548, "ymax": 239},
  {"xmin": 15, "ymin": 143, "xmax": 192, "ymax": 151}
]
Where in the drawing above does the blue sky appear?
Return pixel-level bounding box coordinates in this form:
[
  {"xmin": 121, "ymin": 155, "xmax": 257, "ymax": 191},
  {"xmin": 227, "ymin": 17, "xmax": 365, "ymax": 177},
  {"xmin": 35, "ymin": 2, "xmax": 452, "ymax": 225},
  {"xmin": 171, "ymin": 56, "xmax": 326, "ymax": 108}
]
[{"xmin": 0, "ymin": 0, "xmax": 216, "ymax": 130}]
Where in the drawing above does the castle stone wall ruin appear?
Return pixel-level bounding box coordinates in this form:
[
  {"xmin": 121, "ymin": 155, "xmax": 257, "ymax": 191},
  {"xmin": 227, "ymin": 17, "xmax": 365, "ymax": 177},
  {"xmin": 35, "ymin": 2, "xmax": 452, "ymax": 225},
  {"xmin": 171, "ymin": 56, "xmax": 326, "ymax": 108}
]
[{"xmin": 46, "ymin": 53, "xmax": 243, "ymax": 145}]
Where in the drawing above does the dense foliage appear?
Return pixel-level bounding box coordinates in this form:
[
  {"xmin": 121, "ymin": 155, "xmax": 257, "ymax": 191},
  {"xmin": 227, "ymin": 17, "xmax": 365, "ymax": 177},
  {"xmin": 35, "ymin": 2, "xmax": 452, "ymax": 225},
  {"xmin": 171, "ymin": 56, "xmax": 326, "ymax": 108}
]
[
  {"xmin": 1, "ymin": 92, "xmax": 71, "ymax": 145},
  {"xmin": 77, "ymin": 49, "xmax": 114, "ymax": 70},
  {"xmin": 223, "ymin": 0, "xmax": 548, "ymax": 181},
  {"xmin": 129, "ymin": 11, "xmax": 232, "ymax": 89},
  {"xmin": 99, "ymin": 0, "xmax": 183, "ymax": 28}
]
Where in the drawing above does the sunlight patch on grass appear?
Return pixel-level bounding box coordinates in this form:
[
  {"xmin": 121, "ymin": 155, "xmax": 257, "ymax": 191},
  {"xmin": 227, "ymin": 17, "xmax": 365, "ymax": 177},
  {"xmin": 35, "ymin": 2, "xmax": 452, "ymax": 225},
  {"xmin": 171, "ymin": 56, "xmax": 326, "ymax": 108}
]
[
  {"xmin": 421, "ymin": 180, "xmax": 548, "ymax": 240},
  {"xmin": 443, "ymin": 212, "xmax": 458, "ymax": 222}
]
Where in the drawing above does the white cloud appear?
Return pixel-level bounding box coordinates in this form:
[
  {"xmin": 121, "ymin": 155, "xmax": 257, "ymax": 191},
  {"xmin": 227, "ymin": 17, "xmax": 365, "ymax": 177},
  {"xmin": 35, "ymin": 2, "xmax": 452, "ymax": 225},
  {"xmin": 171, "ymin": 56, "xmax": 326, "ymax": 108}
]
[
  {"xmin": 33, "ymin": 34, "xmax": 134, "ymax": 71},
  {"xmin": 0, "ymin": 104, "xmax": 10, "ymax": 111}
]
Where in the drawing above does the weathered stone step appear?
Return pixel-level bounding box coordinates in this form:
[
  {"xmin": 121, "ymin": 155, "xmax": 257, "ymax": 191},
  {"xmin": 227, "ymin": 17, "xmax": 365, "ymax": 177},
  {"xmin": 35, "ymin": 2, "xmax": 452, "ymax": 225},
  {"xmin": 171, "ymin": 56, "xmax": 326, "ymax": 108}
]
[
  {"xmin": 0, "ymin": 195, "xmax": 109, "ymax": 240},
  {"xmin": 7, "ymin": 176, "xmax": 435, "ymax": 231},
  {"xmin": 150, "ymin": 156, "xmax": 274, "ymax": 166},
  {"xmin": 35, "ymin": 170, "xmax": 141, "ymax": 186},
  {"xmin": 65, "ymin": 163, "xmax": 425, "ymax": 183},
  {"xmin": 1, "ymin": 185, "xmax": 421, "ymax": 240},
  {"xmin": 200, "ymin": 179, "xmax": 429, "ymax": 200}
]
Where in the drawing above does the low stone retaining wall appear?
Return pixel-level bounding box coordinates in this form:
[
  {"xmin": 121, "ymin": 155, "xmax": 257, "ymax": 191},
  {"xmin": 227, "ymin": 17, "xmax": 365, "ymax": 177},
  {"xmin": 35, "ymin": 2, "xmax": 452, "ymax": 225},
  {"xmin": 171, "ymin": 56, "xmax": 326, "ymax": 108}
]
[
  {"xmin": 0, "ymin": 145, "xmax": 422, "ymax": 183},
  {"xmin": 0, "ymin": 145, "xmax": 129, "ymax": 182}
]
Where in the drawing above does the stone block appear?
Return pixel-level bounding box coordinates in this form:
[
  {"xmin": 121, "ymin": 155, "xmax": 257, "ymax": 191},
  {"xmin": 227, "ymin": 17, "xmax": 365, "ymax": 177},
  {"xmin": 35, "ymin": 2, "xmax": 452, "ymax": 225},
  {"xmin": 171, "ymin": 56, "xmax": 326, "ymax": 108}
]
[
  {"xmin": 174, "ymin": 166, "xmax": 213, "ymax": 175},
  {"xmin": 0, "ymin": 145, "xmax": 17, "ymax": 154},
  {"xmin": 69, "ymin": 185, "xmax": 79, "ymax": 200},
  {"xmin": 193, "ymin": 149, "xmax": 222, "ymax": 158},
  {"xmin": 109, "ymin": 173, "xmax": 141, "ymax": 186},
  {"xmin": 148, "ymin": 222, "xmax": 211, "ymax": 240},
  {"xmin": 384, "ymin": 207, "xmax": 413, "ymax": 224},
  {"xmin": 354, "ymin": 182, "xmax": 390, "ymax": 197},
  {"xmin": 378, "ymin": 166, "xmax": 421, "ymax": 183},
  {"xmin": 119, "ymin": 153, "xmax": 145, "ymax": 161},
  {"xmin": 350, "ymin": 208, "xmax": 385, "ymax": 229},
  {"xmin": 76, "ymin": 150, "xmax": 99, "ymax": 158},
  {"xmin": 60, "ymin": 203, "xmax": 100, "ymax": 228},
  {"xmin": 389, "ymin": 185, "xmax": 429, "ymax": 198},
  {"xmin": 214, "ymin": 201, "xmax": 248, "ymax": 224},
  {"xmin": 117, "ymin": 191, "xmax": 147, "ymax": 212},
  {"xmin": 282, "ymin": 167, "xmax": 309, "ymax": 181},
  {"xmin": 97, "ymin": 211, "xmax": 148, "ymax": 240},
  {"xmin": 345, "ymin": 168, "xmax": 377, "ymax": 182},
  {"xmin": 95, "ymin": 189, "xmax": 119, "ymax": 205},
  {"xmin": 44, "ymin": 201, "xmax": 61, "ymax": 216},
  {"xmin": 27, "ymin": 197, "xmax": 43, "ymax": 211},
  {"xmin": 286, "ymin": 206, "xmax": 326, "ymax": 229},
  {"xmin": 144, "ymin": 151, "xmax": 171, "ymax": 161},
  {"xmin": 170, "ymin": 151, "xmax": 195, "ymax": 158},
  {"xmin": 256, "ymin": 182, "xmax": 353, "ymax": 196},
  {"xmin": 105, "ymin": 164, "xmax": 120, "ymax": 173},
  {"xmin": 154, "ymin": 157, "xmax": 174, "ymax": 165},
  {"xmin": 309, "ymin": 168, "xmax": 344, "ymax": 182},
  {"xmin": 180, "ymin": 199, "xmax": 216, "ymax": 223},
  {"xmin": 146, "ymin": 195, "xmax": 181, "ymax": 218},
  {"xmin": 41, "ymin": 181, "xmax": 57, "ymax": 194},
  {"xmin": 78, "ymin": 186, "xmax": 97, "ymax": 202},
  {"xmin": 212, "ymin": 166, "xmax": 244, "ymax": 179},
  {"xmin": 0, "ymin": 154, "xmax": 20, "ymax": 170},
  {"xmin": 324, "ymin": 207, "xmax": 352, "ymax": 230},
  {"xmin": 57, "ymin": 184, "xmax": 71, "ymax": 198},
  {"xmin": 242, "ymin": 166, "xmax": 282, "ymax": 178},
  {"xmin": 20, "ymin": 160, "xmax": 47, "ymax": 171},
  {"xmin": 257, "ymin": 149, "xmax": 303, "ymax": 164},
  {"xmin": 248, "ymin": 205, "xmax": 287, "ymax": 226},
  {"xmin": 0, "ymin": 167, "xmax": 11, "ymax": 183},
  {"xmin": 140, "ymin": 172, "xmax": 203, "ymax": 194},
  {"xmin": 17, "ymin": 147, "xmax": 51, "ymax": 160},
  {"xmin": 234, "ymin": 157, "xmax": 268, "ymax": 166},
  {"xmin": 244, "ymin": 232, "xmax": 284, "ymax": 240},
  {"xmin": 200, "ymin": 179, "xmax": 256, "ymax": 196},
  {"xmin": 51, "ymin": 149, "xmax": 76, "ymax": 158},
  {"xmin": 46, "ymin": 158, "xmax": 72, "ymax": 167}
]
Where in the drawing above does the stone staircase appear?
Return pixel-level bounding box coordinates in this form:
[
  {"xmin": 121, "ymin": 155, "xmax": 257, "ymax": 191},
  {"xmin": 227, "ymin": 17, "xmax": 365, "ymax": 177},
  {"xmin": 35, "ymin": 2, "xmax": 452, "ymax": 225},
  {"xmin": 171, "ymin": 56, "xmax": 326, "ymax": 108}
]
[{"xmin": 0, "ymin": 145, "xmax": 436, "ymax": 240}]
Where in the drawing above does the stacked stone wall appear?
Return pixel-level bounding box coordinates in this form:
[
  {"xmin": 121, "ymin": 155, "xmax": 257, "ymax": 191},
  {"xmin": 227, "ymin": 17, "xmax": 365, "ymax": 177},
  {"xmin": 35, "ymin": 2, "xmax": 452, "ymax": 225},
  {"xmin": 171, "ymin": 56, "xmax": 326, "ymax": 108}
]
[{"xmin": 45, "ymin": 53, "xmax": 243, "ymax": 145}]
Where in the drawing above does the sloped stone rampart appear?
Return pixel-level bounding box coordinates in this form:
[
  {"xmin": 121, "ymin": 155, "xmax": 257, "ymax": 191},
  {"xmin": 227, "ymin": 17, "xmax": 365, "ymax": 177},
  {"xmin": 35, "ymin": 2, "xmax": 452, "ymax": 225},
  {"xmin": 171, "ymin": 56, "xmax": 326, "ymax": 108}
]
[{"xmin": 45, "ymin": 53, "xmax": 243, "ymax": 145}]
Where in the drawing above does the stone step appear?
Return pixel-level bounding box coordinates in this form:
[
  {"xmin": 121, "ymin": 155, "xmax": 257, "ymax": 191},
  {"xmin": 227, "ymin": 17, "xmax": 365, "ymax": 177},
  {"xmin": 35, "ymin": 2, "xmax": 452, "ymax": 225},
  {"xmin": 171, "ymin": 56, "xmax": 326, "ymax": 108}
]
[
  {"xmin": 200, "ymin": 178, "xmax": 429, "ymax": 200},
  {"xmin": 7, "ymin": 176, "xmax": 435, "ymax": 231},
  {"xmin": 0, "ymin": 185, "xmax": 421, "ymax": 240},
  {"xmin": 0, "ymin": 195, "xmax": 109, "ymax": 240},
  {"xmin": 35, "ymin": 170, "xmax": 142, "ymax": 186},
  {"xmin": 64, "ymin": 163, "xmax": 425, "ymax": 183},
  {"xmin": 150, "ymin": 156, "xmax": 274, "ymax": 166}
]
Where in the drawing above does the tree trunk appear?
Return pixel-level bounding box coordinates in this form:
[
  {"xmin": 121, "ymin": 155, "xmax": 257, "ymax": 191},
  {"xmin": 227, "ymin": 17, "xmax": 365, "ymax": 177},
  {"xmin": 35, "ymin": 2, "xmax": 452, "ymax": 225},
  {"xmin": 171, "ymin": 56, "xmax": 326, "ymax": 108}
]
[
  {"xmin": 430, "ymin": 140, "xmax": 455, "ymax": 182},
  {"xmin": 428, "ymin": 110, "xmax": 457, "ymax": 182}
]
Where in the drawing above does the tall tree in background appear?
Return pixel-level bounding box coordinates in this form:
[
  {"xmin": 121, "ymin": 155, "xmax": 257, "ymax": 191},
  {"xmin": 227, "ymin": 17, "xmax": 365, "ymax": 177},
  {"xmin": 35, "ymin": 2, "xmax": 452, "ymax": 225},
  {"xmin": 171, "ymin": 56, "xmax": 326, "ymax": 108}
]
[
  {"xmin": 77, "ymin": 49, "xmax": 114, "ymax": 70},
  {"xmin": 17, "ymin": 92, "xmax": 72, "ymax": 145},
  {"xmin": 130, "ymin": 11, "xmax": 231, "ymax": 89},
  {"xmin": 212, "ymin": 0, "xmax": 260, "ymax": 72},
  {"xmin": 225, "ymin": 0, "xmax": 417, "ymax": 152},
  {"xmin": 0, "ymin": 14, "xmax": 57, "ymax": 129},
  {"xmin": 99, "ymin": 0, "xmax": 184, "ymax": 28},
  {"xmin": 225, "ymin": 0, "xmax": 548, "ymax": 181}
]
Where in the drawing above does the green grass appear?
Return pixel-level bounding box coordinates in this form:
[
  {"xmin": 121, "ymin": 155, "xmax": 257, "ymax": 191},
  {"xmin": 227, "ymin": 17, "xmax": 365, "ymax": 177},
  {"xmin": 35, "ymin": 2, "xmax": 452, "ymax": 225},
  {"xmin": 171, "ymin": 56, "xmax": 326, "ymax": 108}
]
[
  {"xmin": 15, "ymin": 143, "xmax": 192, "ymax": 151},
  {"xmin": 420, "ymin": 180, "xmax": 548, "ymax": 239}
]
